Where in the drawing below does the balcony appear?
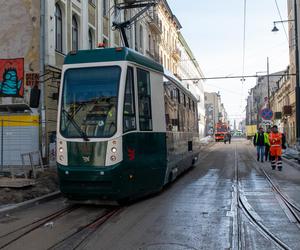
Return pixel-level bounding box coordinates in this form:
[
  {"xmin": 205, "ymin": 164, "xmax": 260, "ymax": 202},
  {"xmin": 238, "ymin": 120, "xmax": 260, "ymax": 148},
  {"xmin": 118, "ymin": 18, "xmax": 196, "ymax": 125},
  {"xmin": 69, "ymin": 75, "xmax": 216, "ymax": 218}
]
[
  {"xmin": 148, "ymin": 14, "xmax": 162, "ymax": 34},
  {"xmin": 282, "ymin": 105, "xmax": 292, "ymax": 116},
  {"xmin": 172, "ymin": 48, "xmax": 181, "ymax": 61}
]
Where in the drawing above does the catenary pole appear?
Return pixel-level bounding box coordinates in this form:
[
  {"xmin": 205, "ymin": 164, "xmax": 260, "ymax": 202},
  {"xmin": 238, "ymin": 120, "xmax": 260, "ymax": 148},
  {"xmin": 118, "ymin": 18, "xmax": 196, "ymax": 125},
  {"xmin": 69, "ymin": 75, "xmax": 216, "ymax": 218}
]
[{"xmin": 294, "ymin": 0, "xmax": 300, "ymax": 144}]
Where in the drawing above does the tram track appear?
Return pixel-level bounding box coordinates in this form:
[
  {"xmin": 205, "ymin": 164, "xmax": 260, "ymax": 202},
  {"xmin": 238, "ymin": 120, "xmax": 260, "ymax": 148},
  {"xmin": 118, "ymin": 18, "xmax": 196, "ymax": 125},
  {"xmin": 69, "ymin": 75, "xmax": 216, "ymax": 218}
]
[
  {"xmin": 235, "ymin": 144, "xmax": 296, "ymax": 250},
  {"xmin": 0, "ymin": 204, "xmax": 79, "ymax": 250},
  {"xmin": 261, "ymin": 166, "xmax": 300, "ymax": 222},
  {"xmin": 0, "ymin": 202, "xmax": 123, "ymax": 250},
  {"xmin": 247, "ymin": 143, "xmax": 300, "ymax": 228},
  {"xmin": 47, "ymin": 207, "xmax": 123, "ymax": 250}
]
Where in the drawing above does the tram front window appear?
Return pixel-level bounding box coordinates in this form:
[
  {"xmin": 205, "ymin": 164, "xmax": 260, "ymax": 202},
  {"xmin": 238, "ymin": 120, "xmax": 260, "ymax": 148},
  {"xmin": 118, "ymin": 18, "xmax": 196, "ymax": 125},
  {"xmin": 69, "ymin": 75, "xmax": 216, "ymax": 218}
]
[{"xmin": 60, "ymin": 66, "xmax": 121, "ymax": 138}]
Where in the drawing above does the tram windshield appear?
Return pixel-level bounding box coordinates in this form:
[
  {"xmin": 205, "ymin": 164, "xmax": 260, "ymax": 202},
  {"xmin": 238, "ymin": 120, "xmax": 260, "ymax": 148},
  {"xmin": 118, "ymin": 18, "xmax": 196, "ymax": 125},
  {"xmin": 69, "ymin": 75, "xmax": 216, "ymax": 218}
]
[{"xmin": 60, "ymin": 66, "xmax": 121, "ymax": 138}]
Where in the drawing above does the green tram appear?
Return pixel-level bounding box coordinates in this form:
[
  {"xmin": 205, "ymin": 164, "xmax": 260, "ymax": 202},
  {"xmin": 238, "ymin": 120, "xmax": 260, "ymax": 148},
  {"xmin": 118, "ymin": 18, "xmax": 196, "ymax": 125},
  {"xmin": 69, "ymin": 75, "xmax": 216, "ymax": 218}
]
[{"xmin": 57, "ymin": 47, "xmax": 200, "ymax": 203}]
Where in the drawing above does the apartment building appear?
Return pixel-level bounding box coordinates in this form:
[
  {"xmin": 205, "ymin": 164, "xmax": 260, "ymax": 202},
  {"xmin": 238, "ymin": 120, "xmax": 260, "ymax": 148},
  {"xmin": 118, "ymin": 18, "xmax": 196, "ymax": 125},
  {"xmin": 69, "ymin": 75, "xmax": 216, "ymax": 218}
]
[
  {"xmin": 0, "ymin": 0, "xmax": 207, "ymax": 163},
  {"xmin": 177, "ymin": 33, "xmax": 205, "ymax": 138}
]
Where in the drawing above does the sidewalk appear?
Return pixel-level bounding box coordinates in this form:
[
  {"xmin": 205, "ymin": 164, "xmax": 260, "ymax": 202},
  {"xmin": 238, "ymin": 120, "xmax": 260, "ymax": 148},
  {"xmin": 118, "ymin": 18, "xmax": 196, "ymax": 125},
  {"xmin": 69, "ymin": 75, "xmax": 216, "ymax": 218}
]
[
  {"xmin": 246, "ymin": 138, "xmax": 300, "ymax": 170},
  {"xmin": 0, "ymin": 168, "xmax": 59, "ymax": 207},
  {"xmin": 282, "ymin": 146, "xmax": 300, "ymax": 169}
]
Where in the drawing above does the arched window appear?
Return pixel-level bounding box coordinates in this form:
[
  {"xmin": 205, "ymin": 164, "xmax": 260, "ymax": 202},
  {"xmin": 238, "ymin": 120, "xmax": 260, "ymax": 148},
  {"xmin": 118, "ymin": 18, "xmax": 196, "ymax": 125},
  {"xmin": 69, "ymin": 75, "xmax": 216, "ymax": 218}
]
[
  {"xmin": 88, "ymin": 29, "xmax": 94, "ymax": 49},
  {"xmin": 55, "ymin": 4, "xmax": 63, "ymax": 52},
  {"xmin": 139, "ymin": 25, "xmax": 143, "ymax": 51},
  {"xmin": 148, "ymin": 35, "xmax": 151, "ymax": 52},
  {"xmin": 72, "ymin": 16, "xmax": 79, "ymax": 51}
]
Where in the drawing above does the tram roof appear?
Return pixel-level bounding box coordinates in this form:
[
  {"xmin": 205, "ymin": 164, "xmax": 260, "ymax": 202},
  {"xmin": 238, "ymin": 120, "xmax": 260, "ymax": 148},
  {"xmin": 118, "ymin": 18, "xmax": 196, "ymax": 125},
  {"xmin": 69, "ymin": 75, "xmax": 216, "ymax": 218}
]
[{"xmin": 64, "ymin": 47, "xmax": 164, "ymax": 73}]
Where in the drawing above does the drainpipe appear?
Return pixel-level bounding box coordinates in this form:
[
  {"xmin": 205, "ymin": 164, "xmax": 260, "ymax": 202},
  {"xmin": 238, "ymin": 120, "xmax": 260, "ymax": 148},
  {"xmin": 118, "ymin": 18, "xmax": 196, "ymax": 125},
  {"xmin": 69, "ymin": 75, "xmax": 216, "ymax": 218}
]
[{"xmin": 39, "ymin": 0, "xmax": 46, "ymax": 160}]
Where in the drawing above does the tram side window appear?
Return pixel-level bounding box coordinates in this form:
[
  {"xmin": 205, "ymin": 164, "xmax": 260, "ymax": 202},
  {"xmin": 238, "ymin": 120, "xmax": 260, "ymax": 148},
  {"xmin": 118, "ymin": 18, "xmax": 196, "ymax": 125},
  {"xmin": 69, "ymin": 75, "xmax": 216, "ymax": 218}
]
[
  {"xmin": 123, "ymin": 67, "xmax": 136, "ymax": 132},
  {"xmin": 137, "ymin": 68, "xmax": 152, "ymax": 131}
]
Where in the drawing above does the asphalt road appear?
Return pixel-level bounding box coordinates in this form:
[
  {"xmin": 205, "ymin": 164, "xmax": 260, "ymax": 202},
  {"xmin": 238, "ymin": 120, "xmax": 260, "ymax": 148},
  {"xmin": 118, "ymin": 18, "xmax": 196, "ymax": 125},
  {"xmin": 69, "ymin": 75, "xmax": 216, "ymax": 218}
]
[{"xmin": 1, "ymin": 138, "xmax": 300, "ymax": 250}]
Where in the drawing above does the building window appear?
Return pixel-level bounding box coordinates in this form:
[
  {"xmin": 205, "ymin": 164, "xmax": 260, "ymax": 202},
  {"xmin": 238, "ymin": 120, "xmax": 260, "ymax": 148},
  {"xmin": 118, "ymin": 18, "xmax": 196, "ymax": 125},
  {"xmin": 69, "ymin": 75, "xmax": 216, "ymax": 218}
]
[
  {"xmin": 55, "ymin": 4, "xmax": 63, "ymax": 52},
  {"xmin": 88, "ymin": 29, "xmax": 94, "ymax": 49},
  {"xmin": 89, "ymin": 0, "xmax": 96, "ymax": 5},
  {"xmin": 103, "ymin": 0, "xmax": 108, "ymax": 16},
  {"xmin": 139, "ymin": 25, "xmax": 143, "ymax": 51},
  {"xmin": 176, "ymin": 88, "xmax": 180, "ymax": 103},
  {"xmin": 148, "ymin": 35, "xmax": 151, "ymax": 52},
  {"xmin": 72, "ymin": 16, "xmax": 79, "ymax": 51},
  {"xmin": 103, "ymin": 37, "xmax": 109, "ymax": 47},
  {"xmin": 137, "ymin": 68, "xmax": 152, "ymax": 131}
]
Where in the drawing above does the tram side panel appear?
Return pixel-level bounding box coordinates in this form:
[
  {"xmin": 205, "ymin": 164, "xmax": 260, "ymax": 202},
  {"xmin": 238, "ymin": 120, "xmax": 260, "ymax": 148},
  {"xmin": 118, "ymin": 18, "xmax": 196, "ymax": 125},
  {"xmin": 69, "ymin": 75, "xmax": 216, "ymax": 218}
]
[
  {"xmin": 164, "ymin": 80, "xmax": 200, "ymax": 183},
  {"xmin": 122, "ymin": 69, "xmax": 167, "ymax": 196}
]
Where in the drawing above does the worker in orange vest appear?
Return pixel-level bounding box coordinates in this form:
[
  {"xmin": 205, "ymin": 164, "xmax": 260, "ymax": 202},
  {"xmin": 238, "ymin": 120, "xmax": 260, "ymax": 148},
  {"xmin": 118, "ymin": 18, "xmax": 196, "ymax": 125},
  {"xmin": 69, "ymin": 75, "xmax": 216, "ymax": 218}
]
[{"xmin": 269, "ymin": 125, "xmax": 286, "ymax": 171}]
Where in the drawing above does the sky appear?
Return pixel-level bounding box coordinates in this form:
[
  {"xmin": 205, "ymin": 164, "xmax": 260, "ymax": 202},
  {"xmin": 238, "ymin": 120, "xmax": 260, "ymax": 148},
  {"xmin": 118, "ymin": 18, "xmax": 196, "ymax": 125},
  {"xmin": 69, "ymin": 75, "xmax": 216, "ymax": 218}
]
[{"xmin": 168, "ymin": 0, "xmax": 290, "ymax": 125}]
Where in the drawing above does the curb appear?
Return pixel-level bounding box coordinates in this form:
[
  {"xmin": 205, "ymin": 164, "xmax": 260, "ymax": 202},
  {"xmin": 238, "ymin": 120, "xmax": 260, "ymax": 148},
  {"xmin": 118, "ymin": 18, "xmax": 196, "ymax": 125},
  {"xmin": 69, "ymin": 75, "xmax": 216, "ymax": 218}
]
[
  {"xmin": 283, "ymin": 157, "xmax": 300, "ymax": 170},
  {"xmin": 0, "ymin": 191, "xmax": 61, "ymax": 216}
]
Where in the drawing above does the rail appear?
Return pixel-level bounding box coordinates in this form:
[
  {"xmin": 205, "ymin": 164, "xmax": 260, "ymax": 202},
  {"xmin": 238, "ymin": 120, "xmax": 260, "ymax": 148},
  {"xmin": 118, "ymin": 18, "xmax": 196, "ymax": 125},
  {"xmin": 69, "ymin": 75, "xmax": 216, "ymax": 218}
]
[{"xmin": 235, "ymin": 145, "xmax": 295, "ymax": 250}]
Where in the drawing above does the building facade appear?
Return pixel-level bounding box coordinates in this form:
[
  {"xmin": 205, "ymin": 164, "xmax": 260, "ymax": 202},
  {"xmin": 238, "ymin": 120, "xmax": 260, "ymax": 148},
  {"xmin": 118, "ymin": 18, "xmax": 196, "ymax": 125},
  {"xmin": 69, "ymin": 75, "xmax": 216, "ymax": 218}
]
[
  {"xmin": 204, "ymin": 92, "xmax": 223, "ymax": 135},
  {"xmin": 0, "ymin": 1, "xmax": 41, "ymax": 166},
  {"xmin": 245, "ymin": 71, "xmax": 286, "ymax": 127},
  {"xmin": 284, "ymin": 0, "xmax": 299, "ymax": 145},
  {"xmin": 0, "ymin": 0, "xmax": 207, "ymax": 164},
  {"xmin": 177, "ymin": 33, "xmax": 205, "ymax": 138},
  {"xmin": 270, "ymin": 70, "xmax": 296, "ymax": 145}
]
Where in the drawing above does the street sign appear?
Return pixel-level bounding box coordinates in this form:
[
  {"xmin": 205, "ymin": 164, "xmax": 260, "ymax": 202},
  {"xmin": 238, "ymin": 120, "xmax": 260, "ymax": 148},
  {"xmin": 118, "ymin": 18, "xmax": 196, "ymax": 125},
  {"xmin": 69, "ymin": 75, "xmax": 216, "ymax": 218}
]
[{"xmin": 261, "ymin": 108, "xmax": 273, "ymax": 120}]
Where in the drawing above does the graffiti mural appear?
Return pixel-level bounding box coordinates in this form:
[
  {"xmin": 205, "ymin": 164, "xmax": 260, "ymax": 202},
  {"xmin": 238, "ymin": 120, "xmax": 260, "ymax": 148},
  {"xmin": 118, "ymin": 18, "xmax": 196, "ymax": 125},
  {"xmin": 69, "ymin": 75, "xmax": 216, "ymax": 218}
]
[{"xmin": 0, "ymin": 58, "xmax": 24, "ymax": 97}]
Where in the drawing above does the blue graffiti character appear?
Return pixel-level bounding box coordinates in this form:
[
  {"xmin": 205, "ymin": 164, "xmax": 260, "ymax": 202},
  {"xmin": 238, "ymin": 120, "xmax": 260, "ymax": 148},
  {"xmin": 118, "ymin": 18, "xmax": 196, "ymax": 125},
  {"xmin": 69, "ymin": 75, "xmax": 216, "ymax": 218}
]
[{"xmin": 0, "ymin": 68, "xmax": 22, "ymax": 96}]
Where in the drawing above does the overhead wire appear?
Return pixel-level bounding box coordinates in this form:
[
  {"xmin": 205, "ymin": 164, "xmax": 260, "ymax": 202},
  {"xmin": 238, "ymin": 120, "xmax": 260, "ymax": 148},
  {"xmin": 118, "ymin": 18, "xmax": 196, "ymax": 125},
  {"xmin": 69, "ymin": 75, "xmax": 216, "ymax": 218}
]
[
  {"xmin": 274, "ymin": 0, "xmax": 289, "ymax": 42},
  {"xmin": 242, "ymin": 0, "xmax": 247, "ymax": 80},
  {"xmin": 240, "ymin": 0, "xmax": 247, "ymax": 113}
]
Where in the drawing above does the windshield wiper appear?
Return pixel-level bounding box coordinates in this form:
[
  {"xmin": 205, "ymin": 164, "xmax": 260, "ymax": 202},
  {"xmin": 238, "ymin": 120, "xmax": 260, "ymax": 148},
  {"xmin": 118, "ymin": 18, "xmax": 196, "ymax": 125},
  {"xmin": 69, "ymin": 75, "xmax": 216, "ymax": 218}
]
[{"xmin": 62, "ymin": 109, "xmax": 90, "ymax": 141}]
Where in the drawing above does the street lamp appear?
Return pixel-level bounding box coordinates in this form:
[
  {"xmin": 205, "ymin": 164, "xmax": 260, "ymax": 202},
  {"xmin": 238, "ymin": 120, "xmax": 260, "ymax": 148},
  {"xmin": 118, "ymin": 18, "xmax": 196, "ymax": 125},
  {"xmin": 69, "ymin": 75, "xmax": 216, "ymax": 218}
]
[
  {"xmin": 272, "ymin": 0, "xmax": 300, "ymax": 146},
  {"xmin": 271, "ymin": 19, "xmax": 294, "ymax": 32}
]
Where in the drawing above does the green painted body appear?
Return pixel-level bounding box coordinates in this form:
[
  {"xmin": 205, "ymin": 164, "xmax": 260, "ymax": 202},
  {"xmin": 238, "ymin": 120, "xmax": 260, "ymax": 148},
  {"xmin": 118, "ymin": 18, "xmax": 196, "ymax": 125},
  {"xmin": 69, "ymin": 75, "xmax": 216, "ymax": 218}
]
[
  {"xmin": 58, "ymin": 131, "xmax": 200, "ymax": 201},
  {"xmin": 58, "ymin": 132, "xmax": 167, "ymax": 201},
  {"xmin": 64, "ymin": 47, "xmax": 164, "ymax": 73}
]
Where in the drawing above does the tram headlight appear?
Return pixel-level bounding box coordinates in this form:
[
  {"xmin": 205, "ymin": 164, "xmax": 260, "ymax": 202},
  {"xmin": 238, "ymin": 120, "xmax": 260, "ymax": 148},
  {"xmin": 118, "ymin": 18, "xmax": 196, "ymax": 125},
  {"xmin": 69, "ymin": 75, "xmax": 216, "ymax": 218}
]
[
  {"xmin": 111, "ymin": 147, "xmax": 117, "ymax": 153},
  {"xmin": 59, "ymin": 147, "xmax": 64, "ymax": 153},
  {"xmin": 110, "ymin": 155, "xmax": 116, "ymax": 161}
]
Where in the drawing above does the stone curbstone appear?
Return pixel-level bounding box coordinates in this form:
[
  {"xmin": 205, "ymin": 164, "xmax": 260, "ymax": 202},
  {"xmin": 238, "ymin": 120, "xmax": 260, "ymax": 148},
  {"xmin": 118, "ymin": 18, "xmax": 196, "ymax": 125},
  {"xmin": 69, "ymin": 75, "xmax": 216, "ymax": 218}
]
[
  {"xmin": 283, "ymin": 157, "xmax": 300, "ymax": 170},
  {"xmin": 0, "ymin": 191, "xmax": 61, "ymax": 216}
]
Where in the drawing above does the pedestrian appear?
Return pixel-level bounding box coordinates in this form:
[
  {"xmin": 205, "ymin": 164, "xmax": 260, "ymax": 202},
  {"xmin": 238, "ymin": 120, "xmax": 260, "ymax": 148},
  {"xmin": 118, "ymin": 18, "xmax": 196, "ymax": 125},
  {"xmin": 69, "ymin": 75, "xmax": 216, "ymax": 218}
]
[
  {"xmin": 227, "ymin": 131, "xmax": 232, "ymax": 144},
  {"xmin": 253, "ymin": 127, "xmax": 269, "ymax": 162},
  {"xmin": 224, "ymin": 133, "xmax": 228, "ymax": 144},
  {"xmin": 269, "ymin": 125, "xmax": 286, "ymax": 171},
  {"xmin": 265, "ymin": 128, "xmax": 271, "ymax": 161}
]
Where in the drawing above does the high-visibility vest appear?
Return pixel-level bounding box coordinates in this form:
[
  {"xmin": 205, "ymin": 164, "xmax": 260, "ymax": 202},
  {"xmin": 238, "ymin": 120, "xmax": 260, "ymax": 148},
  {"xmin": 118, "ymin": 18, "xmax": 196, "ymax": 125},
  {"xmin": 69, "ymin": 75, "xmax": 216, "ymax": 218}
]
[
  {"xmin": 269, "ymin": 132, "xmax": 282, "ymax": 147},
  {"xmin": 255, "ymin": 132, "xmax": 270, "ymax": 145}
]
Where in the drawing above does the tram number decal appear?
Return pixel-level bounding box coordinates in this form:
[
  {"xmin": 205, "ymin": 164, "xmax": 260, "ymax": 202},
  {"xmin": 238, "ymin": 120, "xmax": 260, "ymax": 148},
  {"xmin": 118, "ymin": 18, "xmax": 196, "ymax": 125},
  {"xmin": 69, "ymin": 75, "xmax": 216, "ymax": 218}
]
[{"xmin": 128, "ymin": 148, "xmax": 135, "ymax": 161}]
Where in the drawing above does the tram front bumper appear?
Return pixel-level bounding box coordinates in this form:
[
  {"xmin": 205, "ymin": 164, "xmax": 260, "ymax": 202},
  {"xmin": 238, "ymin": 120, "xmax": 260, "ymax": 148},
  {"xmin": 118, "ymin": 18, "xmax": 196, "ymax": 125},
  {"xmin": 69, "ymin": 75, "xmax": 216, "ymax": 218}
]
[{"xmin": 57, "ymin": 163, "xmax": 129, "ymax": 201}]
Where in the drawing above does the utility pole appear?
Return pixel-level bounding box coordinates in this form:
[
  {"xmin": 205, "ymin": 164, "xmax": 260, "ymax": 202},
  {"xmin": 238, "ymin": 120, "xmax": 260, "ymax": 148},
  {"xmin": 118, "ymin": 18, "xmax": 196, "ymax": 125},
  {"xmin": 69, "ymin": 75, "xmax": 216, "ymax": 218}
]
[
  {"xmin": 267, "ymin": 57, "xmax": 270, "ymax": 109},
  {"xmin": 294, "ymin": 0, "xmax": 300, "ymax": 145},
  {"xmin": 40, "ymin": 0, "xmax": 46, "ymax": 160}
]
